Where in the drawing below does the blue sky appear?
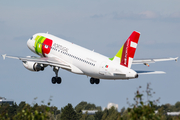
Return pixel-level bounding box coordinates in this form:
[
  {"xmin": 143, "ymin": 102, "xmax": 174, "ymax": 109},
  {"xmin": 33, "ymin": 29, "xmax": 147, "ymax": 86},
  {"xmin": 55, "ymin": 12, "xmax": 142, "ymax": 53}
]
[{"xmin": 0, "ymin": 0, "xmax": 179, "ymax": 111}]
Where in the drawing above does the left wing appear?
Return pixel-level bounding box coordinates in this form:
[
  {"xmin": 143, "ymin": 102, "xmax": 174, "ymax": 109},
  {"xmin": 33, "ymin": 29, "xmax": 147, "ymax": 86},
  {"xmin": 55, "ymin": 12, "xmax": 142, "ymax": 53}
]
[
  {"xmin": 2, "ymin": 54, "xmax": 83, "ymax": 74},
  {"xmin": 2, "ymin": 54, "xmax": 71, "ymax": 69},
  {"xmin": 133, "ymin": 57, "xmax": 178, "ymax": 66}
]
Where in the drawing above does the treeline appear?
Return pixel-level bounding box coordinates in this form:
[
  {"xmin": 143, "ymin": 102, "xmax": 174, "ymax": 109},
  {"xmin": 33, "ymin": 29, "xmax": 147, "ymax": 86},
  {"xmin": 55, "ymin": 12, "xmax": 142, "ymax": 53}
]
[
  {"xmin": 1, "ymin": 84, "xmax": 180, "ymax": 120},
  {"xmin": 1, "ymin": 100, "xmax": 180, "ymax": 120}
]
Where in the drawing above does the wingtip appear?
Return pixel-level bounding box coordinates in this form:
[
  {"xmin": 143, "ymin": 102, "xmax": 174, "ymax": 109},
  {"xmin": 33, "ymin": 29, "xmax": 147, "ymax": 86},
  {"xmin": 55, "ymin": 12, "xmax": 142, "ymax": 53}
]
[
  {"xmin": 2, "ymin": 54, "xmax": 6, "ymax": 60},
  {"xmin": 175, "ymin": 57, "xmax": 178, "ymax": 62}
]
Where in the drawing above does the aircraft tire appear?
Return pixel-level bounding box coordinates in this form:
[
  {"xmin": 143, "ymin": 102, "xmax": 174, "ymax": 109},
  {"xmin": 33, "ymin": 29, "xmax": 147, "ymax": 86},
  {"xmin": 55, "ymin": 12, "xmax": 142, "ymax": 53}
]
[
  {"xmin": 57, "ymin": 77, "xmax": 62, "ymax": 84},
  {"xmin": 52, "ymin": 77, "xmax": 57, "ymax": 84},
  {"xmin": 95, "ymin": 79, "xmax": 100, "ymax": 84},
  {"xmin": 90, "ymin": 78, "xmax": 94, "ymax": 84}
]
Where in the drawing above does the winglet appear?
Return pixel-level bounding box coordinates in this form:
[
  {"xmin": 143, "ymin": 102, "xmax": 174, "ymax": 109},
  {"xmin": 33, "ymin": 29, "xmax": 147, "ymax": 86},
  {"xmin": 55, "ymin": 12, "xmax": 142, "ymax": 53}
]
[
  {"xmin": 175, "ymin": 57, "xmax": 178, "ymax": 62},
  {"xmin": 2, "ymin": 54, "xmax": 6, "ymax": 60}
]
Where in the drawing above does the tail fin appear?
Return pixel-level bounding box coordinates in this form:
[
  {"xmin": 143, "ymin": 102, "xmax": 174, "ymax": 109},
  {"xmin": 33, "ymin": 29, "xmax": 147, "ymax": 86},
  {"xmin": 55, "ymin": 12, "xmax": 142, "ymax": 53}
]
[{"xmin": 110, "ymin": 31, "xmax": 140, "ymax": 68}]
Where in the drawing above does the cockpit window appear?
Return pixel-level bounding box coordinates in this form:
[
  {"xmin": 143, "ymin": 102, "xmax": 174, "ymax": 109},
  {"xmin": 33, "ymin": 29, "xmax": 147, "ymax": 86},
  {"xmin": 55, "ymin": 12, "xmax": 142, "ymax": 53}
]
[{"xmin": 30, "ymin": 36, "xmax": 33, "ymax": 40}]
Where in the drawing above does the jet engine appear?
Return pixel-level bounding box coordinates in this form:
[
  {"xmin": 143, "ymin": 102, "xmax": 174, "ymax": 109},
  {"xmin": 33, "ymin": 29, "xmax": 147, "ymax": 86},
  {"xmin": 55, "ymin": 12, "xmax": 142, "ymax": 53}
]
[{"xmin": 23, "ymin": 61, "xmax": 44, "ymax": 71}]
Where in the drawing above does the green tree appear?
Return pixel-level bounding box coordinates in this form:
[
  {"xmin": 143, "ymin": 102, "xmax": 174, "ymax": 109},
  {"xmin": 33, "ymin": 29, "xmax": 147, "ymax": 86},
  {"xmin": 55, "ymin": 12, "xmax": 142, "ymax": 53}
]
[
  {"xmin": 75, "ymin": 101, "xmax": 102, "ymax": 120},
  {"xmin": 80, "ymin": 113, "xmax": 88, "ymax": 120},
  {"xmin": 13, "ymin": 102, "xmax": 52, "ymax": 120},
  {"xmin": 0, "ymin": 103, "xmax": 10, "ymax": 119},
  {"xmin": 17, "ymin": 101, "xmax": 26, "ymax": 112},
  {"xmin": 94, "ymin": 111, "xmax": 103, "ymax": 120},
  {"xmin": 0, "ymin": 98, "xmax": 60, "ymax": 120},
  {"xmin": 101, "ymin": 107, "xmax": 119, "ymax": 120},
  {"xmin": 87, "ymin": 115, "xmax": 95, "ymax": 120},
  {"xmin": 175, "ymin": 101, "xmax": 180, "ymax": 111},
  {"xmin": 75, "ymin": 101, "xmax": 101, "ymax": 112},
  {"xmin": 121, "ymin": 83, "xmax": 166, "ymax": 120},
  {"xmin": 60, "ymin": 103, "xmax": 78, "ymax": 120},
  {"xmin": 8, "ymin": 102, "xmax": 18, "ymax": 118}
]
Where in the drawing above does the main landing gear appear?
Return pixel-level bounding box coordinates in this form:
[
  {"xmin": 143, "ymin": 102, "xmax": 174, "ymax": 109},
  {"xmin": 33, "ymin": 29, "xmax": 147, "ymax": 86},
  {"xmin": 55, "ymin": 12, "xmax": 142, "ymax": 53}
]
[
  {"xmin": 90, "ymin": 78, "xmax": 100, "ymax": 84},
  {"xmin": 52, "ymin": 67, "xmax": 62, "ymax": 84}
]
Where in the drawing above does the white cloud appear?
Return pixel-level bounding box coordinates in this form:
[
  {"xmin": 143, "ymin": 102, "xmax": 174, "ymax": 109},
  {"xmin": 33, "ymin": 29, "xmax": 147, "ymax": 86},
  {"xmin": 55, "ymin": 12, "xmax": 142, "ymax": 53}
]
[
  {"xmin": 90, "ymin": 11, "xmax": 180, "ymax": 23},
  {"xmin": 170, "ymin": 12, "xmax": 180, "ymax": 18},
  {"xmin": 139, "ymin": 11, "xmax": 158, "ymax": 19}
]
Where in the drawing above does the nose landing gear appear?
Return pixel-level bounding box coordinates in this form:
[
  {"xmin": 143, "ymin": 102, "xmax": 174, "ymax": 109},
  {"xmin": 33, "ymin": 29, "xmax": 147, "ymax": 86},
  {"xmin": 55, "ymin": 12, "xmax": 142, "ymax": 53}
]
[{"xmin": 51, "ymin": 67, "xmax": 62, "ymax": 84}]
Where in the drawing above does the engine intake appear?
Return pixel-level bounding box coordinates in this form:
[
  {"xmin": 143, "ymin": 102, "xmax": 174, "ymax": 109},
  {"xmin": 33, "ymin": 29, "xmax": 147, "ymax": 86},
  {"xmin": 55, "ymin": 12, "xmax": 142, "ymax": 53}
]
[{"xmin": 23, "ymin": 61, "xmax": 44, "ymax": 71}]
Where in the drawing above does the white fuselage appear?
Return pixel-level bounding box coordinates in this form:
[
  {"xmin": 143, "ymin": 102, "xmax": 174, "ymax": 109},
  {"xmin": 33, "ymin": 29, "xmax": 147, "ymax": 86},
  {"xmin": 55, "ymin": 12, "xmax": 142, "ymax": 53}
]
[{"xmin": 27, "ymin": 33, "xmax": 138, "ymax": 80}]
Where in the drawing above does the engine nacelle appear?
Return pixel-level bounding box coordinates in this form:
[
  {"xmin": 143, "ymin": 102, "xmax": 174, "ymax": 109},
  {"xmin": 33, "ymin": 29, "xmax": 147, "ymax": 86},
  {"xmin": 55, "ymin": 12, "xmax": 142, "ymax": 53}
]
[{"xmin": 23, "ymin": 61, "xmax": 44, "ymax": 71}]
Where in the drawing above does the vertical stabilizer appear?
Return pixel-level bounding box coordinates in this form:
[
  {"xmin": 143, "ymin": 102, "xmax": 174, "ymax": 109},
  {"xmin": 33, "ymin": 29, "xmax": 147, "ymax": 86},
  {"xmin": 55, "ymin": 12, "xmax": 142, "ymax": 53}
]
[{"xmin": 110, "ymin": 31, "xmax": 140, "ymax": 68}]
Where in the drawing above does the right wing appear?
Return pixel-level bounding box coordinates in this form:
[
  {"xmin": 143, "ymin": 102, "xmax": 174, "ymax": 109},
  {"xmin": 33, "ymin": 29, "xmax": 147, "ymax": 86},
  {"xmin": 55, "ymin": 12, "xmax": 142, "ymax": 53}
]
[{"xmin": 133, "ymin": 57, "xmax": 178, "ymax": 74}]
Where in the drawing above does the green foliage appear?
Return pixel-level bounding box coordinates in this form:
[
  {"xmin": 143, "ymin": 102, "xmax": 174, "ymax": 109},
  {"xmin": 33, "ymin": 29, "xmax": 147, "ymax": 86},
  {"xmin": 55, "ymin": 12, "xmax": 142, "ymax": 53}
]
[
  {"xmin": 75, "ymin": 101, "xmax": 102, "ymax": 119},
  {"xmin": 94, "ymin": 111, "xmax": 103, "ymax": 120},
  {"xmin": 60, "ymin": 103, "xmax": 78, "ymax": 120},
  {"xmin": 87, "ymin": 115, "xmax": 95, "ymax": 120},
  {"xmin": 75, "ymin": 101, "xmax": 101, "ymax": 113},
  {"xmin": 1, "ymin": 83, "xmax": 180, "ymax": 120},
  {"xmin": 0, "ymin": 97, "xmax": 59, "ymax": 120},
  {"xmin": 120, "ymin": 83, "xmax": 166, "ymax": 120},
  {"xmin": 101, "ymin": 107, "xmax": 119, "ymax": 120}
]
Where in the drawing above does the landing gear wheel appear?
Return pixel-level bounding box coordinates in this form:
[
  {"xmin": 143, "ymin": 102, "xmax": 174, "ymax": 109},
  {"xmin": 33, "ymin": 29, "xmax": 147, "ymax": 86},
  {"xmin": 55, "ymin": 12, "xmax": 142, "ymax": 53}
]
[
  {"xmin": 57, "ymin": 77, "xmax": 62, "ymax": 84},
  {"xmin": 52, "ymin": 77, "xmax": 56, "ymax": 84},
  {"xmin": 52, "ymin": 67, "xmax": 62, "ymax": 85},
  {"xmin": 95, "ymin": 79, "xmax": 100, "ymax": 84},
  {"xmin": 90, "ymin": 78, "xmax": 100, "ymax": 84},
  {"xmin": 90, "ymin": 78, "xmax": 94, "ymax": 84}
]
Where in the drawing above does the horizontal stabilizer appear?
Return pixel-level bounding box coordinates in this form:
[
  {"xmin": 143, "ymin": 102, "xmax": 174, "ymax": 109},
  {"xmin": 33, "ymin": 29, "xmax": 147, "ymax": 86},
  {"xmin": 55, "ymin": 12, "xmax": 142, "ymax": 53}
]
[{"xmin": 136, "ymin": 70, "xmax": 165, "ymax": 75}]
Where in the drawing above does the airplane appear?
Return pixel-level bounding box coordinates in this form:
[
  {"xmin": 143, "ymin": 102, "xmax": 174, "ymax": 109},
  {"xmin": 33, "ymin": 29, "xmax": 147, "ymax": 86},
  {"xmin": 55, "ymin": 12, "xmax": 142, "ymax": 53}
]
[{"xmin": 2, "ymin": 31, "xmax": 178, "ymax": 85}]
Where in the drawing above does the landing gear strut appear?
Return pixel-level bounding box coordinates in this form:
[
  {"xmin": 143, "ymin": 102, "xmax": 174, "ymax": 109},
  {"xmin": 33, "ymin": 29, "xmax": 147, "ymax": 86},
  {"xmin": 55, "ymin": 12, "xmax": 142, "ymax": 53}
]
[
  {"xmin": 52, "ymin": 67, "xmax": 62, "ymax": 84},
  {"xmin": 90, "ymin": 78, "xmax": 100, "ymax": 84}
]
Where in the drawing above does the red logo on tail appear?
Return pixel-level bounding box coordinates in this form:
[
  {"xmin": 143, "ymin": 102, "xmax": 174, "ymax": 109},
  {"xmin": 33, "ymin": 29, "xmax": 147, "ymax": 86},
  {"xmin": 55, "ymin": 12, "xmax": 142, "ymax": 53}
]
[{"xmin": 120, "ymin": 31, "xmax": 140, "ymax": 68}]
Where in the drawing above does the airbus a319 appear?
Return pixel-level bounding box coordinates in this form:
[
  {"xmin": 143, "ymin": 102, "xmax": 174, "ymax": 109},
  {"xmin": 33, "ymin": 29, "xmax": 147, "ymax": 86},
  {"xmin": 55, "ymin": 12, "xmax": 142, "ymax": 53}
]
[{"xmin": 2, "ymin": 31, "xmax": 178, "ymax": 84}]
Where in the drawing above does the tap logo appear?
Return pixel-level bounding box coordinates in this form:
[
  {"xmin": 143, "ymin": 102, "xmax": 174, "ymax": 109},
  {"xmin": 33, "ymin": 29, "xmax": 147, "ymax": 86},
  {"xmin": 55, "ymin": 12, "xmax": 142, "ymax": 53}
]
[
  {"xmin": 34, "ymin": 36, "xmax": 53, "ymax": 57},
  {"xmin": 105, "ymin": 65, "xmax": 108, "ymax": 68}
]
